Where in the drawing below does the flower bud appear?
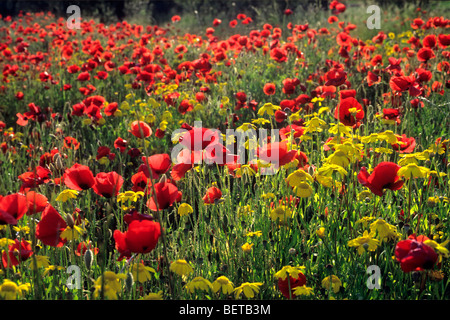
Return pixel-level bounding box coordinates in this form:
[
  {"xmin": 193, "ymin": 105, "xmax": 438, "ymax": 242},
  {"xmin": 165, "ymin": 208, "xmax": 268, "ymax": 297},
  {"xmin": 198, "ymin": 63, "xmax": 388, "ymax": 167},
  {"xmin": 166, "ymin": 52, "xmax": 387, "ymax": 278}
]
[{"xmin": 84, "ymin": 249, "xmax": 93, "ymax": 270}]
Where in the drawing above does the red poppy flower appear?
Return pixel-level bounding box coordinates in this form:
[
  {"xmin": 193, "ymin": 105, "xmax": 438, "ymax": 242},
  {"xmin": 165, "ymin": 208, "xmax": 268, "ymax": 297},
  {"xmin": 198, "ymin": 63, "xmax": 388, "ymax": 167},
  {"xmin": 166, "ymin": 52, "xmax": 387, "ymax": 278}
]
[
  {"xmin": 270, "ymin": 47, "xmax": 288, "ymax": 63},
  {"xmin": 104, "ymin": 102, "xmax": 119, "ymax": 116},
  {"xmin": 146, "ymin": 180, "xmax": 181, "ymax": 211},
  {"xmin": 357, "ymin": 162, "xmax": 404, "ymax": 196},
  {"xmin": 330, "ymin": 0, "xmax": 346, "ymax": 14},
  {"xmin": 279, "ymin": 125, "xmax": 305, "ymax": 140},
  {"xmin": 139, "ymin": 154, "xmax": 172, "ymax": 179},
  {"xmin": 92, "ymin": 171, "xmax": 124, "ymax": 198},
  {"xmin": 114, "ymin": 137, "xmax": 128, "ymax": 153},
  {"xmin": 278, "ymin": 273, "xmax": 307, "ymax": 299},
  {"xmin": 35, "ymin": 205, "xmax": 67, "ymax": 247},
  {"xmin": 63, "ymin": 163, "xmax": 95, "ymax": 191},
  {"xmin": 179, "ymin": 126, "xmax": 219, "ymax": 151},
  {"xmin": 417, "ymin": 47, "xmax": 435, "ymax": 62},
  {"xmin": 129, "ymin": 120, "xmax": 152, "ymax": 138},
  {"xmin": 203, "ymin": 185, "xmax": 222, "ymax": 204},
  {"xmin": 25, "ymin": 191, "xmax": 48, "ymax": 215},
  {"xmin": 67, "ymin": 65, "xmax": 80, "ymax": 74},
  {"xmin": 96, "ymin": 146, "xmax": 115, "ymax": 161},
  {"xmin": 423, "ymin": 34, "xmax": 437, "ymax": 48},
  {"xmin": 171, "ymin": 15, "xmax": 181, "ymax": 23},
  {"xmin": 395, "ymin": 238, "xmax": 438, "ymax": 273},
  {"xmin": 391, "ymin": 134, "xmax": 416, "ymax": 153},
  {"xmin": 438, "ymin": 34, "xmax": 450, "ymax": 48},
  {"xmin": 75, "ymin": 241, "xmax": 99, "ymax": 257},
  {"xmin": 64, "ymin": 136, "xmax": 80, "ymax": 150},
  {"xmin": 2, "ymin": 238, "xmax": 33, "ymax": 268},
  {"xmin": 18, "ymin": 166, "xmax": 51, "ymax": 191},
  {"xmin": 334, "ymin": 97, "xmax": 364, "ymax": 127},
  {"xmin": 389, "ymin": 75, "xmax": 422, "ymax": 96},
  {"xmin": 0, "ymin": 193, "xmax": 28, "ymax": 225},
  {"xmin": 380, "ymin": 108, "xmax": 401, "ymax": 125},
  {"xmin": 113, "ymin": 219, "xmax": 161, "ymax": 260},
  {"xmin": 263, "ymin": 82, "xmax": 276, "ymax": 95},
  {"xmin": 77, "ymin": 71, "xmax": 90, "ymax": 81},
  {"xmin": 336, "ymin": 32, "xmax": 353, "ymax": 47},
  {"xmin": 258, "ymin": 141, "xmax": 298, "ymax": 167},
  {"xmin": 325, "ymin": 67, "xmax": 347, "ymax": 86},
  {"xmin": 131, "ymin": 171, "xmax": 152, "ymax": 193}
]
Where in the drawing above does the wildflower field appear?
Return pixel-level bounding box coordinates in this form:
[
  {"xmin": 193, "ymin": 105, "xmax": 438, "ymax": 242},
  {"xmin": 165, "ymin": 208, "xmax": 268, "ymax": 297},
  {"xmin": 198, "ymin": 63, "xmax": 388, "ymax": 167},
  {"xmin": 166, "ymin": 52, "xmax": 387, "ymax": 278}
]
[{"xmin": 0, "ymin": 0, "xmax": 449, "ymax": 302}]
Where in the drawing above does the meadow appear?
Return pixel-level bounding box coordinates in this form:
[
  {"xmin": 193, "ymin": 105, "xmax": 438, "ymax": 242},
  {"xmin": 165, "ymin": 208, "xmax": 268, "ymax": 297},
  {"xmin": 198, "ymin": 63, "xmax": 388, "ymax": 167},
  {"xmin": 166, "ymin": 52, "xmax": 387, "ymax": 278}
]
[{"xmin": 0, "ymin": 0, "xmax": 449, "ymax": 301}]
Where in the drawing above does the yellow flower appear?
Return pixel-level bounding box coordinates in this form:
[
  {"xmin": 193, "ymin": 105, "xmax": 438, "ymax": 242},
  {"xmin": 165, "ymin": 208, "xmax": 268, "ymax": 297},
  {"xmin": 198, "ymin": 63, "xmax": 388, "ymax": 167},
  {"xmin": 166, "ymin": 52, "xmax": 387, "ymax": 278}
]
[
  {"xmin": 235, "ymin": 164, "xmax": 257, "ymax": 177},
  {"xmin": 316, "ymin": 227, "xmax": 326, "ymax": 238},
  {"xmin": 26, "ymin": 255, "xmax": 50, "ymax": 270},
  {"xmin": 270, "ymin": 205, "xmax": 293, "ymax": 223},
  {"xmin": 370, "ymin": 218, "xmax": 399, "ymax": 241},
  {"xmin": 245, "ymin": 231, "xmax": 262, "ymax": 238},
  {"xmin": 185, "ymin": 277, "xmax": 213, "ymax": 294},
  {"xmin": 93, "ymin": 271, "xmax": 127, "ymax": 300},
  {"xmin": 325, "ymin": 150, "xmax": 351, "ymax": 168},
  {"xmin": 274, "ymin": 265, "xmax": 305, "ymax": 281},
  {"xmin": 357, "ymin": 190, "xmax": 373, "ymax": 201},
  {"xmin": 233, "ymin": 282, "xmax": 263, "ymax": 299},
  {"xmin": 141, "ymin": 291, "xmax": 163, "ymax": 300},
  {"xmin": 424, "ymin": 240, "xmax": 449, "ymax": 261},
  {"xmin": 43, "ymin": 265, "xmax": 65, "ymax": 276},
  {"xmin": 159, "ymin": 120, "xmax": 168, "ymax": 131},
  {"xmin": 0, "ymin": 279, "xmax": 31, "ymax": 300},
  {"xmin": 178, "ymin": 203, "xmax": 193, "ymax": 217},
  {"xmin": 236, "ymin": 122, "xmax": 256, "ymax": 132},
  {"xmin": 293, "ymin": 182, "xmax": 313, "ymax": 198},
  {"xmin": 292, "ymin": 285, "xmax": 314, "ymax": 296},
  {"xmin": 12, "ymin": 226, "xmax": 30, "ymax": 234},
  {"xmin": 117, "ymin": 191, "xmax": 145, "ymax": 203},
  {"xmin": 304, "ymin": 116, "xmax": 327, "ymax": 133},
  {"xmin": 261, "ymin": 193, "xmax": 276, "ymax": 199},
  {"xmin": 286, "ymin": 169, "xmax": 314, "ymax": 188},
  {"xmin": 212, "ymin": 276, "xmax": 234, "ymax": 295},
  {"xmin": 170, "ymin": 259, "xmax": 194, "ymax": 277},
  {"xmin": 356, "ymin": 216, "xmax": 375, "ymax": 228},
  {"xmin": 317, "ymin": 164, "xmax": 348, "ymax": 178},
  {"xmin": 98, "ymin": 156, "xmax": 110, "ymax": 166},
  {"xmin": 131, "ymin": 263, "xmax": 156, "ymax": 283},
  {"xmin": 321, "ymin": 275, "xmax": 342, "ymax": 293},
  {"xmin": 347, "ymin": 230, "xmax": 380, "ymax": 255},
  {"xmin": 398, "ymin": 152, "xmax": 428, "ymax": 166},
  {"xmin": 328, "ymin": 123, "xmax": 352, "ymax": 136},
  {"xmin": 257, "ymin": 102, "xmax": 280, "ymax": 117},
  {"xmin": 241, "ymin": 242, "xmax": 254, "ymax": 253},
  {"xmin": 237, "ymin": 205, "xmax": 254, "ymax": 217},
  {"xmin": 361, "ymin": 133, "xmax": 380, "ymax": 144},
  {"xmin": 60, "ymin": 225, "xmax": 85, "ymax": 241},
  {"xmin": 55, "ymin": 189, "xmax": 79, "ymax": 202},
  {"xmin": 397, "ymin": 163, "xmax": 430, "ymax": 179},
  {"xmin": 252, "ymin": 118, "xmax": 271, "ymax": 126},
  {"xmin": 377, "ymin": 130, "xmax": 400, "ymax": 144}
]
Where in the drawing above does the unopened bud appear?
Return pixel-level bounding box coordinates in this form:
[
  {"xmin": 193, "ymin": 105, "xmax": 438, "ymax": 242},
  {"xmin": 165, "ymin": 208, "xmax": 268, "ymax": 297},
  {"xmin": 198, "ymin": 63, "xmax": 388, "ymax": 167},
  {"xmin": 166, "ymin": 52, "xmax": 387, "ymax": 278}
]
[
  {"xmin": 54, "ymin": 153, "xmax": 64, "ymax": 171},
  {"xmin": 125, "ymin": 272, "xmax": 134, "ymax": 291},
  {"xmin": 65, "ymin": 214, "xmax": 75, "ymax": 228},
  {"xmin": 84, "ymin": 249, "xmax": 93, "ymax": 270},
  {"xmin": 159, "ymin": 174, "xmax": 167, "ymax": 184}
]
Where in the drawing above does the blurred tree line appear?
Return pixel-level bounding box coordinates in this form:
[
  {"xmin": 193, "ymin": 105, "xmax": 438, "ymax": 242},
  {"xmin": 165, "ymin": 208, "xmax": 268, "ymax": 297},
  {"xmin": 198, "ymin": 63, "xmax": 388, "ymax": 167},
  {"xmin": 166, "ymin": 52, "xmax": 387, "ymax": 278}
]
[{"xmin": 0, "ymin": 0, "xmax": 431, "ymax": 23}]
